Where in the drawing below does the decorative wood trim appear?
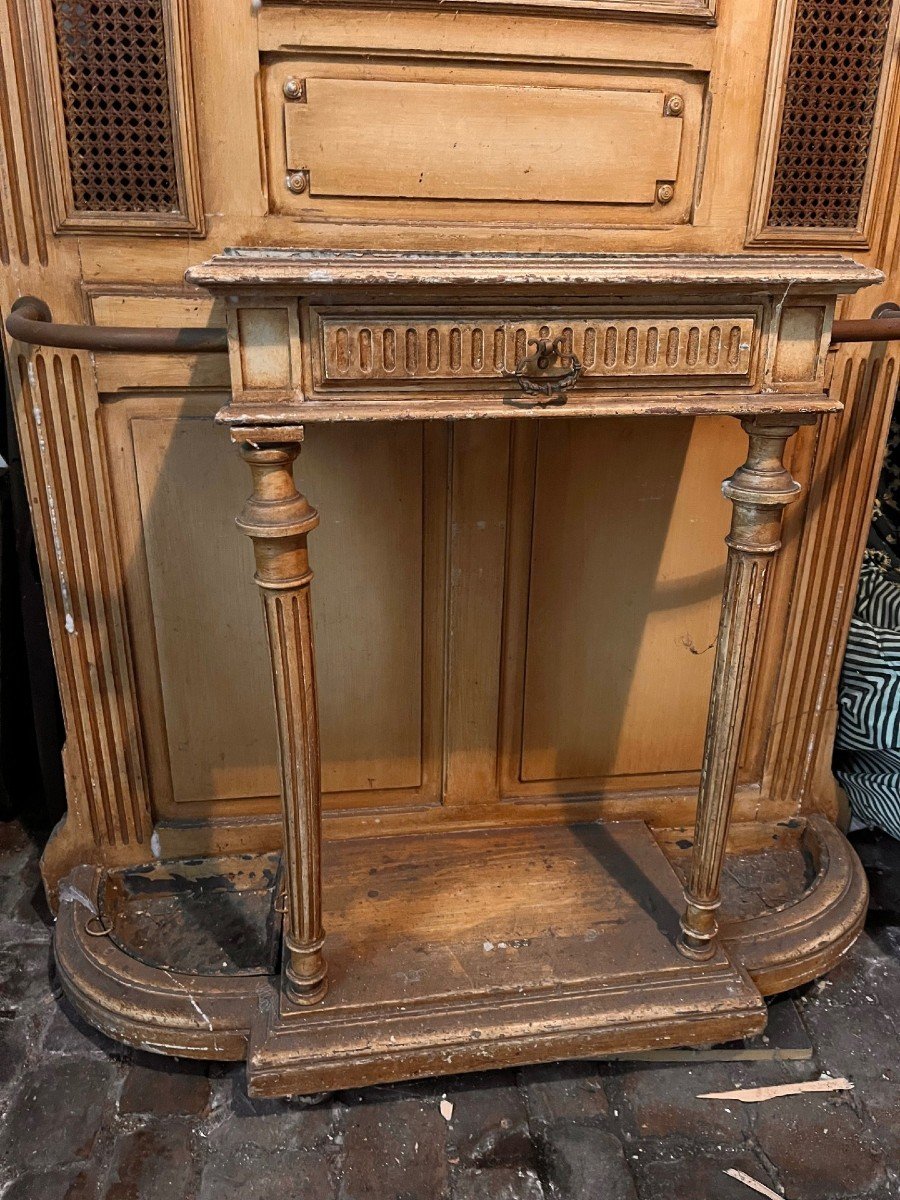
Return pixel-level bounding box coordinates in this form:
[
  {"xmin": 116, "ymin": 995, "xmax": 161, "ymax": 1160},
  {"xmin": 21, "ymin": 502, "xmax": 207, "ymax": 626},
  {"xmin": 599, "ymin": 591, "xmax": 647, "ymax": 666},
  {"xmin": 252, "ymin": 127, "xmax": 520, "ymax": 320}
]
[
  {"xmin": 764, "ymin": 342, "xmax": 900, "ymax": 812},
  {"xmin": 317, "ymin": 312, "xmax": 757, "ymax": 384},
  {"xmin": 55, "ymin": 866, "xmax": 254, "ymax": 1060},
  {"xmin": 8, "ymin": 347, "xmax": 152, "ymax": 855},
  {"xmin": 187, "ymin": 249, "xmax": 881, "ymax": 292},
  {"xmin": 0, "ymin": 0, "xmax": 48, "ymax": 266},
  {"xmin": 25, "ymin": 0, "xmax": 204, "ymax": 236},
  {"xmin": 236, "ymin": 442, "xmax": 328, "ymax": 1006},
  {"xmin": 720, "ymin": 815, "xmax": 868, "ymax": 994},
  {"xmin": 258, "ymin": 0, "xmax": 717, "ymax": 25}
]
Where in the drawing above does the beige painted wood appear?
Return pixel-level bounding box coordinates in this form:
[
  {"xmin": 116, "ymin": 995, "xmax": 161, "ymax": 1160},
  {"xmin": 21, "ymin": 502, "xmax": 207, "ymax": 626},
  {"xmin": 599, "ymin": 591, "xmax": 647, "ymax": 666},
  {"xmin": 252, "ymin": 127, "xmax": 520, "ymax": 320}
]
[
  {"xmin": 1, "ymin": 0, "xmax": 898, "ymax": 1094},
  {"xmin": 128, "ymin": 415, "xmax": 435, "ymax": 807},
  {"xmin": 131, "ymin": 416, "xmax": 277, "ymax": 807},
  {"xmin": 266, "ymin": 56, "xmax": 704, "ymax": 229},
  {"xmin": 444, "ymin": 423, "xmax": 512, "ymax": 803},
  {"xmin": 287, "ymin": 77, "xmax": 683, "ymax": 205},
  {"xmin": 517, "ymin": 415, "xmax": 746, "ymax": 785},
  {"xmin": 0, "ymin": 0, "xmax": 897, "ymax": 970}
]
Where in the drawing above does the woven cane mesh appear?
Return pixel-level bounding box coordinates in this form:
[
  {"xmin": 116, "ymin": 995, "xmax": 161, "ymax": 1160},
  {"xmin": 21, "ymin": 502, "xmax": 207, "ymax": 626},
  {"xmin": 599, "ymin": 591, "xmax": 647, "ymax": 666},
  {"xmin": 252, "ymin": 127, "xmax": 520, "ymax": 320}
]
[
  {"xmin": 52, "ymin": 0, "xmax": 180, "ymax": 214},
  {"xmin": 767, "ymin": 0, "xmax": 894, "ymax": 230}
]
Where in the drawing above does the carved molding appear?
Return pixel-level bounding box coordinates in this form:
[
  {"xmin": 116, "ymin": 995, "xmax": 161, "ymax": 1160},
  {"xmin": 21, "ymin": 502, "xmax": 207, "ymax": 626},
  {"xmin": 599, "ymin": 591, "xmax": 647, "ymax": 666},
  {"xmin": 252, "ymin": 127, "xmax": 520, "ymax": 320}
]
[
  {"xmin": 765, "ymin": 342, "xmax": 900, "ymax": 809},
  {"xmin": 319, "ymin": 313, "xmax": 756, "ymax": 384},
  {"xmin": 0, "ymin": 0, "xmax": 49, "ymax": 267},
  {"xmin": 259, "ymin": 0, "xmax": 716, "ymax": 26},
  {"xmin": 10, "ymin": 348, "xmax": 152, "ymax": 850}
]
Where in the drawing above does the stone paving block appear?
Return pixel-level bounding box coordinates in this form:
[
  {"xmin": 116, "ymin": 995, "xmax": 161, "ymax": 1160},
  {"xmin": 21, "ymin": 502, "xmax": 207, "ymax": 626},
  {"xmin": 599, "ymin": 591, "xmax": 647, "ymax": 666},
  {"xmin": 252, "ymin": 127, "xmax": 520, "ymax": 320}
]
[
  {"xmin": 442, "ymin": 1071, "xmax": 535, "ymax": 1172},
  {"xmin": 518, "ymin": 1061, "xmax": 609, "ymax": 1126},
  {"xmin": 337, "ymin": 1093, "xmax": 451, "ymax": 1200},
  {"xmin": 119, "ymin": 1055, "xmax": 211, "ymax": 1118},
  {"xmin": 101, "ymin": 1122, "xmax": 199, "ymax": 1200},
  {"xmin": 856, "ymin": 1077, "xmax": 900, "ymax": 1165},
  {"xmin": 797, "ymin": 936, "xmax": 900, "ymax": 1087},
  {"xmin": 753, "ymin": 1095, "xmax": 887, "ymax": 1200},
  {"xmin": 605, "ymin": 1061, "xmax": 751, "ymax": 1143},
  {"xmin": 0, "ymin": 1057, "xmax": 119, "ymax": 1173},
  {"xmin": 537, "ymin": 1124, "xmax": 637, "ymax": 1200},
  {"xmin": 41, "ymin": 996, "xmax": 125, "ymax": 1059},
  {"xmin": 1, "ymin": 1162, "xmax": 102, "ymax": 1200},
  {"xmin": 632, "ymin": 1147, "xmax": 778, "ymax": 1200},
  {"xmin": 0, "ymin": 940, "xmax": 54, "ymax": 1016},
  {"xmin": 452, "ymin": 1166, "xmax": 546, "ymax": 1200},
  {"xmin": 0, "ymin": 1016, "xmax": 29, "ymax": 1091},
  {"xmin": 197, "ymin": 1139, "xmax": 337, "ymax": 1200},
  {"xmin": 206, "ymin": 1066, "xmax": 337, "ymax": 1154}
]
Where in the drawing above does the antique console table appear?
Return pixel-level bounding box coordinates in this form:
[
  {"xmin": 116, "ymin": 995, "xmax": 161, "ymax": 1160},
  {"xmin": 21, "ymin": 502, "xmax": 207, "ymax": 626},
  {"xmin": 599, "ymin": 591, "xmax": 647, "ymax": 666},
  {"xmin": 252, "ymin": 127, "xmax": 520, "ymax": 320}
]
[
  {"xmin": 4, "ymin": 0, "xmax": 900, "ymax": 1100},
  {"xmin": 98, "ymin": 246, "xmax": 870, "ymax": 1095}
]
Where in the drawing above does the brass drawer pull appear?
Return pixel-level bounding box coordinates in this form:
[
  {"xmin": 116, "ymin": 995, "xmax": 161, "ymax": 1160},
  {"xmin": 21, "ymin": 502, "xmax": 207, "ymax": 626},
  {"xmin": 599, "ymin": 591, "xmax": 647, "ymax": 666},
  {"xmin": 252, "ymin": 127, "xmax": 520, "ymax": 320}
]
[{"xmin": 504, "ymin": 336, "xmax": 582, "ymax": 407}]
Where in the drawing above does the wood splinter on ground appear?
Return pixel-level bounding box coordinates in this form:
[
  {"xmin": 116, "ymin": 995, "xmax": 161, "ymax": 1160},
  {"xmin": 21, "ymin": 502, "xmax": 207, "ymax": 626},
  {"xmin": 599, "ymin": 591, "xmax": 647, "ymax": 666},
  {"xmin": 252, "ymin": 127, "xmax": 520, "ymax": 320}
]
[
  {"xmin": 725, "ymin": 1167, "xmax": 785, "ymax": 1199},
  {"xmin": 699, "ymin": 1077, "xmax": 853, "ymax": 1103}
]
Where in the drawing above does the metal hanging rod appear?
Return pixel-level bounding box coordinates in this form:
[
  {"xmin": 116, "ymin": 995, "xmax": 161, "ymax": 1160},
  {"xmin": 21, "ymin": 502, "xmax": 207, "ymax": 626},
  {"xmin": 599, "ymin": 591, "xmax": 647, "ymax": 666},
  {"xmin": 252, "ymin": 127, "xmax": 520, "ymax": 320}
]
[
  {"xmin": 4, "ymin": 296, "xmax": 228, "ymax": 354},
  {"xmin": 5, "ymin": 295, "xmax": 900, "ymax": 354},
  {"xmin": 831, "ymin": 303, "xmax": 900, "ymax": 343}
]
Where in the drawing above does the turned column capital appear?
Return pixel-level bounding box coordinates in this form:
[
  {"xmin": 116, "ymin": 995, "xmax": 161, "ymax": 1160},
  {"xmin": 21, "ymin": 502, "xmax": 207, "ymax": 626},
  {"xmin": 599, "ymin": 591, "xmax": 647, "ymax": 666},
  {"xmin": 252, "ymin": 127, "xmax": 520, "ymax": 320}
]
[
  {"xmin": 236, "ymin": 442, "xmax": 319, "ymax": 544},
  {"xmin": 721, "ymin": 416, "xmax": 811, "ymax": 555}
]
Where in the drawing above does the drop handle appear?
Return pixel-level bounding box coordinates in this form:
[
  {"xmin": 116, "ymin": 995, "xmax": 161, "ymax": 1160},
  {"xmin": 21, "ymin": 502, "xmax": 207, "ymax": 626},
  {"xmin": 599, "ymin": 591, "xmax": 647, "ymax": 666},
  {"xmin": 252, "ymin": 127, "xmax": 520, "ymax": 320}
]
[{"xmin": 503, "ymin": 337, "xmax": 582, "ymax": 408}]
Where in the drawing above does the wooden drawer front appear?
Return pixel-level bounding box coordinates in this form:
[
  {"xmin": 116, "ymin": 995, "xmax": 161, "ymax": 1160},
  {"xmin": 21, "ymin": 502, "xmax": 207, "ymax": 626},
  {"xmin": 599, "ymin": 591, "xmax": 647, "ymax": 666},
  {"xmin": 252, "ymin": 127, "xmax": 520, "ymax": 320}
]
[
  {"xmin": 316, "ymin": 312, "xmax": 757, "ymax": 388},
  {"xmin": 267, "ymin": 60, "xmax": 706, "ymax": 226}
]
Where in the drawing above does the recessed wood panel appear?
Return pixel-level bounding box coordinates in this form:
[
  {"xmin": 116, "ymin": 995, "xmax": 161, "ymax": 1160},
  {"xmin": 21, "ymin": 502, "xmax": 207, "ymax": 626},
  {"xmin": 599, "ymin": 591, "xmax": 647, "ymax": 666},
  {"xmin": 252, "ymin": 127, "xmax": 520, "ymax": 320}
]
[
  {"xmin": 267, "ymin": 59, "xmax": 706, "ymax": 227},
  {"xmin": 288, "ymin": 78, "xmax": 682, "ymax": 205},
  {"xmin": 518, "ymin": 416, "xmax": 745, "ymax": 785},
  {"xmin": 130, "ymin": 418, "xmax": 429, "ymax": 804}
]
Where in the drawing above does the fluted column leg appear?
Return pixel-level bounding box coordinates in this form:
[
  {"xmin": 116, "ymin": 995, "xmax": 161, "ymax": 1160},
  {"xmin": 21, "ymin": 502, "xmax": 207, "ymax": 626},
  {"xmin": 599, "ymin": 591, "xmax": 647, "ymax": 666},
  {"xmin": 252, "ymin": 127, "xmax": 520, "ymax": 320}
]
[
  {"xmin": 237, "ymin": 441, "xmax": 326, "ymax": 1004},
  {"xmin": 678, "ymin": 416, "xmax": 809, "ymax": 960}
]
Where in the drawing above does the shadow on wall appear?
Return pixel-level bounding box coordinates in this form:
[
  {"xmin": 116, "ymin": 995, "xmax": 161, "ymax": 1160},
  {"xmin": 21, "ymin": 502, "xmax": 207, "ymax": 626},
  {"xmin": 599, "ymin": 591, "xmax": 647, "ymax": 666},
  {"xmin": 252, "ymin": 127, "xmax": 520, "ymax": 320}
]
[{"xmin": 0, "ymin": 356, "xmax": 65, "ymax": 836}]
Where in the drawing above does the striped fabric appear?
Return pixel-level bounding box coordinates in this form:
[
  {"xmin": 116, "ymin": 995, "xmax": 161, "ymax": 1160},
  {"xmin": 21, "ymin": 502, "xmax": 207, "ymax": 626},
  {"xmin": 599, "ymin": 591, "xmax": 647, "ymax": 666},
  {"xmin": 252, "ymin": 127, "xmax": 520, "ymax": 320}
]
[{"xmin": 835, "ymin": 559, "xmax": 900, "ymax": 840}]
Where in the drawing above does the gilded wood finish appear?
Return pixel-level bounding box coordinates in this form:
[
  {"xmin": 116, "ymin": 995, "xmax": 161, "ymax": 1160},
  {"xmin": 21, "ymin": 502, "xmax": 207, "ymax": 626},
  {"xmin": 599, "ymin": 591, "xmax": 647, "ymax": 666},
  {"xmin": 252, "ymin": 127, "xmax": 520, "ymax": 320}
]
[
  {"xmin": 678, "ymin": 417, "xmax": 809, "ymax": 957},
  {"xmin": 0, "ymin": 0, "xmax": 897, "ymax": 1091},
  {"xmin": 236, "ymin": 443, "xmax": 327, "ymax": 1004}
]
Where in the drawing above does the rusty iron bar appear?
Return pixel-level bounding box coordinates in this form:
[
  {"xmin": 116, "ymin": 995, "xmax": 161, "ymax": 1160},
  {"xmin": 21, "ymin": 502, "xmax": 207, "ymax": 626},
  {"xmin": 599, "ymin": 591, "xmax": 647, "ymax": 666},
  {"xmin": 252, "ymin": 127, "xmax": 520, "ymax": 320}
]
[
  {"xmin": 6, "ymin": 295, "xmax": 900, "ymax": 355},
  {"xmin": 5, "ymin": 296, "xmax": 228, "ymax": 353},
  {"xmin": 831, "ymin": 303, "xmax": 900, "ymax": 344}
]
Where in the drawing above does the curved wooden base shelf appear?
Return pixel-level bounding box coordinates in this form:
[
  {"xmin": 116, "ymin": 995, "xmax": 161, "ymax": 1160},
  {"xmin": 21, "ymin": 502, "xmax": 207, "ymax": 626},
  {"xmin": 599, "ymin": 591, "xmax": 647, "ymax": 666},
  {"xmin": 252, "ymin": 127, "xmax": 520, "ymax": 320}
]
[
  {"xmin": 55, "ymin": 866, "xmax": 259, "ymax": 1061},
  {"xmin": 721, "ymin": 815, "xmax": 869, "ymax": 995},
  {"xmin": 52, "ymin": 816, "xmax": 867, "ymax": 1091}
]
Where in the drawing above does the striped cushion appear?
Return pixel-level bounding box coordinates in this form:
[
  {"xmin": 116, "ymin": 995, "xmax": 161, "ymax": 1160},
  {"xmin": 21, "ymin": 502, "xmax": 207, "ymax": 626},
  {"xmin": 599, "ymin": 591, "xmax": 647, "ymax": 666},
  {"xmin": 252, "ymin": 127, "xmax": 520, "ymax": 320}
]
[{"xmin": 835, "ymin": 559, "xmax": 900, "ymax": 840}]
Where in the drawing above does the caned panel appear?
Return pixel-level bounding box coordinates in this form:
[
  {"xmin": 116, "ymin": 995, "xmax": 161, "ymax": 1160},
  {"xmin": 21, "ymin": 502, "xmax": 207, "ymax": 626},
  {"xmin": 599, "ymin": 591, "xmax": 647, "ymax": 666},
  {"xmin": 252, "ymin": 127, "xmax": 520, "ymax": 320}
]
[
  {"xmin": 767, "ymin": 0, "xmax": 894, "ymax": 231},
  {"xmin": 33, "ymin": 0, "xmax": 203, "ymax": 232}
]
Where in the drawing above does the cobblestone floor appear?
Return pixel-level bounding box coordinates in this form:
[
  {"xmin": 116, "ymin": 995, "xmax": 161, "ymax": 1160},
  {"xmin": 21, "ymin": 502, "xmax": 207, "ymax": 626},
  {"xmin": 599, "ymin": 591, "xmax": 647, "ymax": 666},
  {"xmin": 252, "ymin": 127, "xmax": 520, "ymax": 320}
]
[{"xmin": 1, "ymin": 819, "xmax": 898, "ymax": 1199}]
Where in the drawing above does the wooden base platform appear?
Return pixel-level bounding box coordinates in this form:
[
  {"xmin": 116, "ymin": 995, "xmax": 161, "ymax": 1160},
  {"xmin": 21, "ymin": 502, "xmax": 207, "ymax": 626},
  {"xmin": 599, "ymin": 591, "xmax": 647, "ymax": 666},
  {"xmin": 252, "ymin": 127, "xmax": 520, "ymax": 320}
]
[
  {"xmin": 249, "ymin": 821, "xmax": 765, "ymax": 1094},
  {"xmin": 52, "ymin": 816, "xmax": 866, "ymax": 1096}
]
